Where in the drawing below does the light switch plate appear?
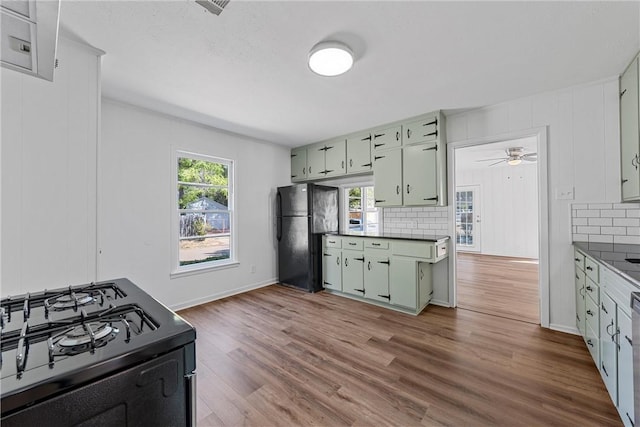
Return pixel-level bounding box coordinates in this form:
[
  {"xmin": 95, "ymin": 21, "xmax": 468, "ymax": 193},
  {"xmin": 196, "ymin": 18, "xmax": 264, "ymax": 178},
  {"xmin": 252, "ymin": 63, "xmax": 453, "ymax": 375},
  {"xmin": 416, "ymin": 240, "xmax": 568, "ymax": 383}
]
[{"xmin": 555, "ymin": 186, "xmax": 574, "ymax": 200}]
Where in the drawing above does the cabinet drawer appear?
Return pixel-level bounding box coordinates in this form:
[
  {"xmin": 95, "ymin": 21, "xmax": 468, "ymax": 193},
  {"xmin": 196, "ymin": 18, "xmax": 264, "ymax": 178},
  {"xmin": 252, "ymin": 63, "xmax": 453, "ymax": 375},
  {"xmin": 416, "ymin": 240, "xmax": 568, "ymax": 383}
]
[
  {"xmin": 392, "ymin": 241, "xmax": 433, "ymax": 260},
  {"xmin": 585, "ymin": 276, "xmax": 599, "ymax": 305},
  {"xmin": 371, "ymin": 125, "xmax": 402, "ymax": 151},
  {"xmin": 585, "ymin": 323, "xmax": 600, "ymax": 367},
  {"xmin": 435, "ymin": 241, "xmax": 448, "ymax": 258},
  {"xmin": 365, "ymin": 240, "xmax": 389, "ymax": 250},
  {"xmin": 574, "ymin": 250, "xmax": 585, "ymax": 271},
  {"xmin": 343, "ymin": 238, "xmax": 363, "ymax": 251},
  {"xmin": 601, "ymin": 267, "xmax": 640, "ymax": 317},
  {"xmin": 325, "ymin": 236, "xmax": 341, "ymax": 248},
  {"xmin": 584, "ymin": 257, "xmax": 599, "ymax": 283},
  {"xmin": 585, "ymin": 294, "xmax": 599, "ymax": 334}
]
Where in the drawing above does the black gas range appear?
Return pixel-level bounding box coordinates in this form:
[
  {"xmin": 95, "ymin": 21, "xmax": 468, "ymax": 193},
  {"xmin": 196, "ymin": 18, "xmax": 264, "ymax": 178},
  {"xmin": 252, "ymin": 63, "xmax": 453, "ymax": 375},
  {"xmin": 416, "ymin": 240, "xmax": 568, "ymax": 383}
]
[{"xmin": 0, "ymin": 278, "xmax": 196, "ymax": 426}]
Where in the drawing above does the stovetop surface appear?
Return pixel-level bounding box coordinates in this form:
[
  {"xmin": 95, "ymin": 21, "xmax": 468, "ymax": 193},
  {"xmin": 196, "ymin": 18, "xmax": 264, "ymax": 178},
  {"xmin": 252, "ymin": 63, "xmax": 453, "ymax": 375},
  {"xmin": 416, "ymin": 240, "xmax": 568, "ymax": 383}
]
[{"xmin": 0, "ymin": 278, "xmax": 196, "ymax": 415}]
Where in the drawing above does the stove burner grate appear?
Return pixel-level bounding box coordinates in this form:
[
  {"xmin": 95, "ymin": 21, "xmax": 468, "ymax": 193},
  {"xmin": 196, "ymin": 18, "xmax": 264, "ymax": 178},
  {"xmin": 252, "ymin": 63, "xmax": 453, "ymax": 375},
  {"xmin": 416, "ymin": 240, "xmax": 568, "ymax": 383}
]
[
  {"xmin": 52, "ymin": 322, "xmax": 119, "ymax": 356},
  {"xmin": 49, "ymin": 292, "xmax": 95, "ymax": 311}
]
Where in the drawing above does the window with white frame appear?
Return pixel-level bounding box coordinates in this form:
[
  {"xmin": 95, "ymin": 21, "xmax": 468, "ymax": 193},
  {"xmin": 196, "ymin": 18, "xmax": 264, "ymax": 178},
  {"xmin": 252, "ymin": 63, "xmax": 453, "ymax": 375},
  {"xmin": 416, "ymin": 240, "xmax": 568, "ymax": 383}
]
[
  {"xmin": 175, "ymin": 152, "xmax": 234, "ymax": 271},
  {"xmin": 345, "ymin": 186, "xmax": 379, "ymax": 232}
]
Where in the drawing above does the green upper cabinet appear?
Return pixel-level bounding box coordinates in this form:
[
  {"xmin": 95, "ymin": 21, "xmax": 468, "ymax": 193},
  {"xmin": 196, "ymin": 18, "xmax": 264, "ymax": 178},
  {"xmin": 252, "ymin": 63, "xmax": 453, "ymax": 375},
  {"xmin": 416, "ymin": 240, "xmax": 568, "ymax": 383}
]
[
  {"xmin": 346, "ymin": 132, "xmax": 372, "ymax": 173},
  {"xmin": 372, "ymin": 125, "xmax": 402, "ymax": 152},
  {"xmin": 403, "ymin": 143, "xmax": 438, "ymax": 205},
  {"xmin": 324, "ymin": 138, "xmax": 346, "ymax": 177},
  {"xmin": 290, "ymin": 147, "xmax": 307, "ymax": 182},
  {"xmin": 307, "ymin": 143, "xmax": 326, "ymax": 179},
  {"xmin": 620, "ymin": 53, "xmax": 640, "ymax": 201},
  {"xmin": 373, "ymin": 149, "xmax": 402, "ymax": 207},
  {"xmin": 404, "ymin": 114, "xmax": 439, "ymax": 145}
]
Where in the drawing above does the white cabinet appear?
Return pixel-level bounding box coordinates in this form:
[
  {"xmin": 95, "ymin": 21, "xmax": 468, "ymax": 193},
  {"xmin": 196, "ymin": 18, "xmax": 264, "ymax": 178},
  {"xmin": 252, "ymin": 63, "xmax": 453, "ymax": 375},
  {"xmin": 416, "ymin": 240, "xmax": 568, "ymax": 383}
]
[
  {"xmin": 346, "ymin": 132, "xmax": 372, "ymax": 174},
  {"xmin": 620, "ymin": 53, "xmax": 640, "ymax": 201},
  {"xmin": 323, "ymin": 247, "xmax": 342, "ymax": 291},
  {"xmin": 600, "ymin": 292, "xmax": 618, "ymax": 403},
  {"xmin": 403, "ymin": 143, "xmax": 438, "ymax": 206},
  {"xmin": 373, "ymin": 149, "xmax": 402, "ymax": 207},
  {"xmin": 290, "ymin": 147, "xmax": 307, "ymax": 182}
]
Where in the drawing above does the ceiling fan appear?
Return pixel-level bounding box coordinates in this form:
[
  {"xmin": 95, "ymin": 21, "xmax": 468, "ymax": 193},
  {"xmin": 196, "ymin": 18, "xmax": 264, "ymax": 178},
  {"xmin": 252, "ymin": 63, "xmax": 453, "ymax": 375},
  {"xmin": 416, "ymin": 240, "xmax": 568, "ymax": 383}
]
[{"xmin": 476, "ymin": 147, "xmax": 537, "ymax": 166}]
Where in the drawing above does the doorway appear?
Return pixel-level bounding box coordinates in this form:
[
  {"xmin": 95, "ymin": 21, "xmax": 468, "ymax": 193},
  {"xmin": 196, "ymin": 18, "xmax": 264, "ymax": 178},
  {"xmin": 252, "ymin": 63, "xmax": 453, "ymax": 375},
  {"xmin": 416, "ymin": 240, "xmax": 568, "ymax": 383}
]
[{"xmin": 452, "ymin": 137, "xmax": 540, "ymax": 324}]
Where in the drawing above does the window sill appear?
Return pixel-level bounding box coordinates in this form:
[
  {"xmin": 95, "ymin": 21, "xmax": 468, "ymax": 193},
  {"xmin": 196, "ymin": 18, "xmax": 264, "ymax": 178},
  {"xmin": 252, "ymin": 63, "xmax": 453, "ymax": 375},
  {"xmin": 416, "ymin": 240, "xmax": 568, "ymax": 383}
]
[{"xmin": 171, "ymin": 260, "xmax": 239, "ymax": 279}]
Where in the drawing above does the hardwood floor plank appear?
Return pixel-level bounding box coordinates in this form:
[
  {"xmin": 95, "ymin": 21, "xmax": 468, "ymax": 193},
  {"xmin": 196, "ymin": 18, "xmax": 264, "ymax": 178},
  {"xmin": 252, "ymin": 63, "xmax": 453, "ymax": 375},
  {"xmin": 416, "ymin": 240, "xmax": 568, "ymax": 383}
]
[{"xmin": 179, "ymin": 285, "xmax": 621, "ymax": 426}]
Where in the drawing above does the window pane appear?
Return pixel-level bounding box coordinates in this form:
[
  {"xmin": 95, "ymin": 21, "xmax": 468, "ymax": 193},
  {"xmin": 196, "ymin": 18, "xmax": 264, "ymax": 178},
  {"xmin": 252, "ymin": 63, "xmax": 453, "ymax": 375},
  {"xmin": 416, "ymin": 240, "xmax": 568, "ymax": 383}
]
[
  {"xmin": 348, "ymin": 188, "xmax": 361, "ymax": 198},
  {"xmin": 180, "ymin": 212, "xmax": 230, "ymax": 238},
  {"xmin": 178, "ymin": 158, "xmax": 228, "ymax": 185},
  {"xmin": 179, "ymin": 235, "xmax": 230, "ymax": 266},
  {"xmin": 349, "ymin": 198, "xmax": 362, "ymax": 210},
  {"xmin": 179, "ymin": 185, "xmax": 228, "ymax": 209},
  {"xmin": 349, "ymin": 212, "xmax": 363, "ymax": 230}
]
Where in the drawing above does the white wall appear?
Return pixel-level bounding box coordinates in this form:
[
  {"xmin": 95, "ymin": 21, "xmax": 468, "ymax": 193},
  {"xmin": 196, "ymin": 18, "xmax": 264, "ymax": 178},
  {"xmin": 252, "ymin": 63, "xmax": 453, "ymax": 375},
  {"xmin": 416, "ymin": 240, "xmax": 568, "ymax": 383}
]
[
  {"xmin": 446, "ymin": 77, "xmax": 620, "ymax": 332},
  {"xmin": 1, "ymin": 38, "xmax": 102, "ymax": 296},
  {"xmin": 99, "ymin": 100, "xmax": 290, "ymax": 309},
  {"xmin": 456, "ymin": 163, "xmax": 539, "ymax": 258}
]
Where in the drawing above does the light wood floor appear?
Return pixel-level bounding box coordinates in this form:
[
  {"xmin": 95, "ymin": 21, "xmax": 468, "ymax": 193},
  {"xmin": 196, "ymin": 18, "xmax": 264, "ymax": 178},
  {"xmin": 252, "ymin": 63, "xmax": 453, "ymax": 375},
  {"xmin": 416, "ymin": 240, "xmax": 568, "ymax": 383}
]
[
  {"xmin": 456, "ymin": 252, "xmax": 539, "ymax": 324},
  {"xmin": 179, "ymin": 285, "xmax": 620, "ymax": 427}
]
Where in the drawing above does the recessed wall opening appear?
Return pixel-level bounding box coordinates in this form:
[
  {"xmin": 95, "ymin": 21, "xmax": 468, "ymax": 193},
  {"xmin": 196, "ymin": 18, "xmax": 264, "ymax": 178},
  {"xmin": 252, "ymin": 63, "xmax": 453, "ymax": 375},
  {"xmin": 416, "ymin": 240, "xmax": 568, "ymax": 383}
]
[{"xmin": 453, "ymin": 136, "xmax": 540, "ymax": 324}]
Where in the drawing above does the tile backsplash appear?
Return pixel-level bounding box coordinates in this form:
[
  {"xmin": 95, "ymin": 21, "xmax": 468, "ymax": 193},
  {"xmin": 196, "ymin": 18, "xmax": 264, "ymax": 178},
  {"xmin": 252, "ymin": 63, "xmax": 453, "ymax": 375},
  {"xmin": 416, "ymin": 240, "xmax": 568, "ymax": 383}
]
[
  {"xmin": 572, "ymin": 203, "xmax": 640, "ymax": 244},
  {"xmin": 383, "ymin": 206, "xmax": 449, "ymax": 237}
]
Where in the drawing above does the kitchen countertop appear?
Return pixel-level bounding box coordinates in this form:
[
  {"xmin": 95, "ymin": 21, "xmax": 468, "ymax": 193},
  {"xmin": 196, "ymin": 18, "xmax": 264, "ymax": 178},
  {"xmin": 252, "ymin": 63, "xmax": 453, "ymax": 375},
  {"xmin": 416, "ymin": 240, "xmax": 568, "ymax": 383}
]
[
  {"xmin": 573, "ymin": 241, "xmax": 640, "ymax": 285},
  {"xmin": 329, "ymin": 232, "xmax": 450, "ymax": 242}
]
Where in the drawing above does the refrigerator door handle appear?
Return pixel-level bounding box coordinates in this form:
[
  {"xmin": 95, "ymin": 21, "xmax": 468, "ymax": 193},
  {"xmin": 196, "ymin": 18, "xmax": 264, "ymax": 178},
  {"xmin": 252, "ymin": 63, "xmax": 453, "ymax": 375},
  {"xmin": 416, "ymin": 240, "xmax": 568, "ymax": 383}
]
[{"xmin": 276, "ymin": 191, "xmax": 283, "ymax": 241}]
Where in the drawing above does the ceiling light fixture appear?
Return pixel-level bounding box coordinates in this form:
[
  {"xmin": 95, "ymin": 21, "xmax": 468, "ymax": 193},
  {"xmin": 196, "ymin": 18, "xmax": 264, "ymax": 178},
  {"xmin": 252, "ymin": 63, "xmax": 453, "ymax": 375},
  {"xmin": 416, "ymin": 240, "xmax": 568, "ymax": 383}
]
[
  {"xmin": 507, "ymin": 158, "xmax": 522, "ymax": 166},
  {"xmin": 308, "ymin": 41, "xmax": 354, "ymax": 77}
]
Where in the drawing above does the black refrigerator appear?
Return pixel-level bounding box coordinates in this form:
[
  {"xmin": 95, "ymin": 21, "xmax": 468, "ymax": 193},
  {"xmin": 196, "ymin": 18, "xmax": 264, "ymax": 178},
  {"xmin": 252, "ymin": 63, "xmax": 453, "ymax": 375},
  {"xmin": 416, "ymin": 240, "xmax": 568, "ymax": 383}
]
[{"xmin": 276, "ymin": 183, "xmax": 339, "ymax": 292}]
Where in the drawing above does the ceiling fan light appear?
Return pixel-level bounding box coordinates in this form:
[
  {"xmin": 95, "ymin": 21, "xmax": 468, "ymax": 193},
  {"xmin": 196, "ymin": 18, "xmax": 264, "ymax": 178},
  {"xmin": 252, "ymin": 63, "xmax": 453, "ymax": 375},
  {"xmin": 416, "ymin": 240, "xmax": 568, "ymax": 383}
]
[
  {"xmin": 507, "ymin": 158, "xmax": 522, "ymax": 166},
  {"xmin": 308, "ymin": 41, "xmax": 353, "ymax": 77}
]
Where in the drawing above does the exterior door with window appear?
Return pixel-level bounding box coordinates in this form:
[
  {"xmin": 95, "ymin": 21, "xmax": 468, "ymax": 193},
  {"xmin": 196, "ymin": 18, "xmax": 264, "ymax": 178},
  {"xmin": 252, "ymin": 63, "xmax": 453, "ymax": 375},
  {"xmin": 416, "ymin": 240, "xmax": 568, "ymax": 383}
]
[{"xmin": 455, "ymin": 185, "xmax": 481, "ymax": 252}]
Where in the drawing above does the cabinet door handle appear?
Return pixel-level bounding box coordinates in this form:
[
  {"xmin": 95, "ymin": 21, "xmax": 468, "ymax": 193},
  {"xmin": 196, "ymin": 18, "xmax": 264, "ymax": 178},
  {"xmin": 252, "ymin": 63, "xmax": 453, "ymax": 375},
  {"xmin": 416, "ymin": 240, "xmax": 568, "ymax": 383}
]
[
  {"xmin": 420, "ymin": 269, "xmax": 424, "ymax": 280},
  {"xmin": 625, "ymin": 335, "xmax": 633, "ymax": 346},
  {"xmin": 601, "ymin": 303, "xmax": 608, "ymax": 314},
  {"xmin": 345, "ymin": 258, "xmax": 348, "ymax": 267},
  {"xmin": 325, "ymin": 145, "xmax": 334, "ymax": 151},
  {"xmin": 377, "ymin": 294, "xmax": 391, "ymax": 300},
  {"xmin": 575, "ymin": 274, "xmax": 579, "ymax": 279},
  {"xmin": 574, "ymin": 257, "xmax": 580, "ymax": 262},
  {"xmin": 362, "ymin": 135, "xmax": 372, "ymax": 142},
  {"xmin": 375, "ymin": 199, "xmax": 386, "ymax": 203},
  {"xmin": 367, "ymin": 261, "xmax": 371, "ymax": 271},
  {"xmin": 374, "ymin": 133, "xmax": 385, "ymax": 139},
  {"xmin": 586, "ymin": 285, "xmax": 593, "ymax": 291},
  {"xmin": 341, "ymin": 161, "xmax": 344, "ymax": 169},
  {"xmin": 349, "ymin": 242, "xmax": 357, "ymax": 246},
  {"xmin": 621, "ymin": 89, "xmax": 628, "ymax": 98},
  {"xmin": 406, "ymin": 184, "xmax": 411, "ymax": 194},
  {"xmin": 606, "ymin": 321, "xmax": 614, "ymax": 336},
  {"xmin": 303, "ymin": 167, "xmax": 306, "ymax": 175},
  {"xmin": 601, "ymin": 364, "xmax": 609, "ymax": 377},
  {"xmin": 309, "ymin": 166, "xmax": 312, "ymax": 174},
  {"xmin": 633, "ymin": 155, "xmax": 639, "ymax": 171},
  {"xmin": 324, "ymin": 169, "xmax": 333, "ymax": 174},
  {"xmin": 396, "ymin": 131, "xmax": 400, "ymax": 141},
  {"xmin": 291, "ymin": 153, "xmax": 297, "ymax": 158},
  {"xmin": 291, "ymin": 175, "xmax": 297, "ymax": 178},
  {"xmin": 396, "ymin": 185, "xmax": 400, "ymax": 195},
  {"xmin": 323, "ymin": 253, "xmax": 331, "ymax": 257},
  {"xmin": 586, "ymin": 309, "xmax": 593, "ymax": 316},
  {"xmin": 579, "ymin": 286, "xmax": 585, "ymax": 297},
  {"xmin": 371, "ymin": 243, "xmax": 381, "ymax": 246},
  {"xmin": 587, "ymin": 339, "xmax": 594, "ymax": 348},
  {"xmin": 622, "ymin": 179, "xmax": 629, "ymax": 184},
  {"xmin": 586, "ymin": 266, "xmax": 593, "ymax": 271},
  {"xmin": 407, "ymin": 129, "xmax": 412, "ymax": 139},
  {"xmin": 349, "ymin": 159, "xmax": 353, "ymax": 167}
]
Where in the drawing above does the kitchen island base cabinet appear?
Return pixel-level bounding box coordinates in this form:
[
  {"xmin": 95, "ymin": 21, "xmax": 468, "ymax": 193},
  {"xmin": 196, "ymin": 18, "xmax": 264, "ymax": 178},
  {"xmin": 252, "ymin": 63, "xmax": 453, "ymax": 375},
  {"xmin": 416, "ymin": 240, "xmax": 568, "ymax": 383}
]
[{"xmin": 323, "ymin": 235, "xmax": 447, "ymax": 315}]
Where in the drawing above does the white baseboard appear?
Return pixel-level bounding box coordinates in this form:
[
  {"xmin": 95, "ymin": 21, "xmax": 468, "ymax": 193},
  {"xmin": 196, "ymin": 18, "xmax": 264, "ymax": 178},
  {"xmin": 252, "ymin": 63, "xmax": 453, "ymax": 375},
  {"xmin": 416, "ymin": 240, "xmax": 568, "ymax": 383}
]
[
  {"xmin": 430, "ymin": 299, "xmax": 451, "ymax": 308},
  {"xmin": 549, "ymin": 323, "xmax": 580, "ymax": 335},
  {"xmin": 170, "ymin": 278, "xmax": 276, "ymax": 312}
]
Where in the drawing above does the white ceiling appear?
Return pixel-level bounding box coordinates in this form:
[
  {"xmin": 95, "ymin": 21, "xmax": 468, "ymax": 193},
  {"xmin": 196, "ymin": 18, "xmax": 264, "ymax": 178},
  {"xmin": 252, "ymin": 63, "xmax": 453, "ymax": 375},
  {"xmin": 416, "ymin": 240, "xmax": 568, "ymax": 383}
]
[
  {"xmin": 454, "ymin": 136, "xmax": 537, "ymax": 170},
  {"xmin": 59, "ymin": 1, "xmax": 640, "ymax": 147}
]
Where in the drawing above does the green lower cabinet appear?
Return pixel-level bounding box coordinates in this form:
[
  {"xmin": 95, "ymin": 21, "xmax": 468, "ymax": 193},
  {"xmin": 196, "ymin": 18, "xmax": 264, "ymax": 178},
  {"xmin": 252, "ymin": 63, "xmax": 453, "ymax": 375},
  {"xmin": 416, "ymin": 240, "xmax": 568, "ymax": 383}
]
[
  {"xmin": 342, "ymin": 249, "xmax": 365, "ymax": 297},
  {"xmin": 364, "ymin": 255, "xmax": 390, "ymax": 303},
  {"xmin": 617, "ymin": 309, "xmax": 635, "ymax": 427},
  {"xmin": 418, "ymin": 262, "xmax": 433, "ymax": 308},
  {"xmin": 575, "ymin": 268, "xmax": 586, "ymax": 336},
  {"xmin": 600, "ymin": 293, "xmax": 618, "ymax": 405},
  {"xmin": 323, "ymin": 248, "xmax": 342, "ymax": 291},
  {"xmin": 389, "ymin": 257, "xmax": 418, "ymax": 310}
]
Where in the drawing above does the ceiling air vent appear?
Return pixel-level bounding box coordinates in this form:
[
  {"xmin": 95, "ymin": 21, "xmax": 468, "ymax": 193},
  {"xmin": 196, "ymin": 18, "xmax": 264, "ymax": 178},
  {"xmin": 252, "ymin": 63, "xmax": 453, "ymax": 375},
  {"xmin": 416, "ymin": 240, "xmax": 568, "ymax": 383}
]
[{"xmin": 196, "ymin": 0, "xmax": 230, "ymax": 16}]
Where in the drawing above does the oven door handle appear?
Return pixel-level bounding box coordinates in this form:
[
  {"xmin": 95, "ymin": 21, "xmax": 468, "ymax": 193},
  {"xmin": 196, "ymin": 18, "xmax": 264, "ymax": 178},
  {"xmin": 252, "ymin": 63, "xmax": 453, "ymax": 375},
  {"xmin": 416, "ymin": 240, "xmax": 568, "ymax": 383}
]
[{"xmin": 186, "ymin": 372, "xmax": 197, "ymax": 427}]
